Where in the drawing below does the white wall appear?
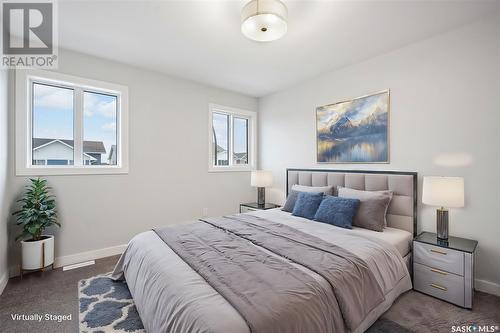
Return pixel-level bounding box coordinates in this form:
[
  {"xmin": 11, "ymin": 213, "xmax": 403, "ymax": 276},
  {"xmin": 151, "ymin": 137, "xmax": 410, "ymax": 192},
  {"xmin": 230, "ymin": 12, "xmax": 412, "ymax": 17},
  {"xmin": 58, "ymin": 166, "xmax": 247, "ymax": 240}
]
[
  {"xmin": 0, "ymin": 69, "xmax": 9, "ymax": 294},
  {"xmin": 7, "ymin": 49, "xmax": 258, "ymax": 273},
  {"xmin": 259, "ymin": 16, "xmax": 500, "ymax": 292}
]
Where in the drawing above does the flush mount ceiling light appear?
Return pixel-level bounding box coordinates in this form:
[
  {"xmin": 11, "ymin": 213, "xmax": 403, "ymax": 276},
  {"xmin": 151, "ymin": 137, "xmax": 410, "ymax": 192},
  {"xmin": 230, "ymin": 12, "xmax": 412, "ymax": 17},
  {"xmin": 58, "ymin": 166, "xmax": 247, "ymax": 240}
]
[{"xmin": 241, "ymin": 0, "xmax": 288, "ymax": 42}]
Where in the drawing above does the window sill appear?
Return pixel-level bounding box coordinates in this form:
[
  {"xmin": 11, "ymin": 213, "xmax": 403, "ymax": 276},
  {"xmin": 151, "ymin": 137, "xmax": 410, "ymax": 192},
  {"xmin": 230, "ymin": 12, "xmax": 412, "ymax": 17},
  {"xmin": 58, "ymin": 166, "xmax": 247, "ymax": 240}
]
[
  {"xmin": 16, "ymin": 166, "xmax": 129, "ymax": 176},
  {"xmin": 208, "ymin": 166, "xmax": 254, "ymax": 173}
]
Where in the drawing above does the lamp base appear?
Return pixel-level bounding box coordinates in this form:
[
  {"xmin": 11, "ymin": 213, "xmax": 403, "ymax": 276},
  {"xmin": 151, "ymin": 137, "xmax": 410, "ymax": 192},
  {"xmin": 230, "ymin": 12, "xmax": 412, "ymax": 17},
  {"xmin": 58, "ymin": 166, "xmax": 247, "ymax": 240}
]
[
  {"xmin": 436, "ymin": 208, "xmax": 449, "ymax": 240},
  {"xmin": 257, "ymin": 187, "xmax": 265, "ymax": 206}
]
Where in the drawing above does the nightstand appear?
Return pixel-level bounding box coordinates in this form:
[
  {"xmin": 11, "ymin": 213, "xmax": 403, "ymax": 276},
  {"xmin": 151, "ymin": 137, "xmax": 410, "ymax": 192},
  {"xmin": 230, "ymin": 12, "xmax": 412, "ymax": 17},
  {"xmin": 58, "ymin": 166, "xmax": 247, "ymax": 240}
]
[
  {"xmin": 240, "ymin": 202, "xmax": 280, "ymax": 213},
  {"xmin": 413, "ymin": 232, "xmax": 477, "ymax": 309}
]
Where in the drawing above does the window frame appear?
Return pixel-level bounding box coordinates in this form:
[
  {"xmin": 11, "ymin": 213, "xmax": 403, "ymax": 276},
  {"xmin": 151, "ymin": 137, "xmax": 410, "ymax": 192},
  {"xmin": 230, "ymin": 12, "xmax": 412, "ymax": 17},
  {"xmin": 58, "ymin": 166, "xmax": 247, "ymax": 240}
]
[
  {"xmin": 208, "ymin": 103, "xmax": 256, "ymax": 172},
  {"xmin": 15, "ymin": 69, "xmax": 129, "ymax": 175}
]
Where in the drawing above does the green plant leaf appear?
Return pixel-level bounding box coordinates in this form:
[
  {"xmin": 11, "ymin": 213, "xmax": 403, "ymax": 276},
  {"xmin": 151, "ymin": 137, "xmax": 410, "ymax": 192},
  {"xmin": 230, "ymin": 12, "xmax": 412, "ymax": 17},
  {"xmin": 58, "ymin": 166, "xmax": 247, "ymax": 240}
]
[{"xmin": 12, "ymin": 177, "xmax": 59, "ymax": 240}]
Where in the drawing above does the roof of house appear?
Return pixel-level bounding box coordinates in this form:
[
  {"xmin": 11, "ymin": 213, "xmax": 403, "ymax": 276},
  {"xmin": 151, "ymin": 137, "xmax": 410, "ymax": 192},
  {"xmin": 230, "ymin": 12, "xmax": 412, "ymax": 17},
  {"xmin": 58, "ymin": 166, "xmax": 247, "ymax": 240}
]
[
  {"xmin": 216, "ymin": 144, "xmax": 226, "ymax": 153},
  {"xmin": 234, "ymin": 152, "xmax": 247, "ymax": 159},
  {"xmin": 33, "ymin": 138, "xmax": 106, "ymax": 154}
]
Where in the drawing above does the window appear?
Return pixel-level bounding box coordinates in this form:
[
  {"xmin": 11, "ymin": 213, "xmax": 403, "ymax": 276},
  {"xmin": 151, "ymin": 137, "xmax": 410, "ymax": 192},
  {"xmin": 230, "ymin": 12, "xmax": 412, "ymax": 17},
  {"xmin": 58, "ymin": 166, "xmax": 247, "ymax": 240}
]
[
  {"xmin": 208, "ymin": 104, "xmax": 256, "ymax": 172},
  {"xmin": 16, "ymin": 69, "xmax": 129, "ymax": 175},
  {"xmin": 32, "ymin": 83, "xmax": 74, "ymax": 166},
  {"xmin": 83, "ymin": 91, "xmax": 118, "ymax": 166}
]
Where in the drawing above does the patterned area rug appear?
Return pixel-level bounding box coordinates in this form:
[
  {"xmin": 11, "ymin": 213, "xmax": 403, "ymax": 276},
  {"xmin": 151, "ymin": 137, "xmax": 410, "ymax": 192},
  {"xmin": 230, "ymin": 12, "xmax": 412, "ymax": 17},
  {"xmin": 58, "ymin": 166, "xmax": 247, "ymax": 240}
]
[
  {"xmin": 78, "ymin": 274, "xmax": 145, "ymax": 333},
  {"xmin": 78, "ymin": 274, "xmax": 410, "ymax": 333}
]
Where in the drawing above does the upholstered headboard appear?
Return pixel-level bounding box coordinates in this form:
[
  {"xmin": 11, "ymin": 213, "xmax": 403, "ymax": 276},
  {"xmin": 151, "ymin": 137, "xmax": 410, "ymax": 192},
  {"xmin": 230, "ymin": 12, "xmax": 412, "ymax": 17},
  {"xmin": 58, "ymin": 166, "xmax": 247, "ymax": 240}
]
[{"xmin": 286, "ymin": 169, "xmax": 417, "ymax": 236}]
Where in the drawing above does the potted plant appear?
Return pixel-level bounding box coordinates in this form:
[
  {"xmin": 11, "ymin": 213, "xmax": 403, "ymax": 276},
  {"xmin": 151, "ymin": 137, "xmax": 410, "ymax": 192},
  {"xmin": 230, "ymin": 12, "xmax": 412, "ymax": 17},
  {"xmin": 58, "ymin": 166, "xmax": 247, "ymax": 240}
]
[{"xmin": 13, "ymin": 178, "xmax": 60, "ymax": 271}]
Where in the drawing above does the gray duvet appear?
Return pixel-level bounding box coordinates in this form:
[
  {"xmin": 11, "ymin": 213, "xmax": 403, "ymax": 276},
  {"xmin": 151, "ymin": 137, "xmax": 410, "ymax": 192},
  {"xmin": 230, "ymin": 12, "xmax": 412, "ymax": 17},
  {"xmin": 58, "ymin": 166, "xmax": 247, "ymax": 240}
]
[
  {"xmin": 154, "ymin": 214, "xmax": 384, "ymax": 332},
  {"xmin": 112, "ymin": 209, "xmax": 412, "ymax": 333},
  {"xmin": 155, "ymin": 217, "xmax": 343, "ymax": 333}
]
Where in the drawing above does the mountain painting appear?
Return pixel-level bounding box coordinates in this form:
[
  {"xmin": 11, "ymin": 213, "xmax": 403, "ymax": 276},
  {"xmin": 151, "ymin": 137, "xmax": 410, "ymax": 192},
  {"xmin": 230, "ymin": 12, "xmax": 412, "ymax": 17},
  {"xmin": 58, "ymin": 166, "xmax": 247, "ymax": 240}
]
[{"xmin": 316, "ymin": 90, "xmax": 389, "ymax": 163}]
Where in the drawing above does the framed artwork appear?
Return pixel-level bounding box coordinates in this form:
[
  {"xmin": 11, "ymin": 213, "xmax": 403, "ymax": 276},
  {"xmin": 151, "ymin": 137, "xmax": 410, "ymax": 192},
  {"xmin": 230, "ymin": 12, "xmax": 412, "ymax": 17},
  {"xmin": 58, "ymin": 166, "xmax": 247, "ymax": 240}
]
[{"xmin": 316, "ymin": 90, "xmax": 389, "ymax": 163}]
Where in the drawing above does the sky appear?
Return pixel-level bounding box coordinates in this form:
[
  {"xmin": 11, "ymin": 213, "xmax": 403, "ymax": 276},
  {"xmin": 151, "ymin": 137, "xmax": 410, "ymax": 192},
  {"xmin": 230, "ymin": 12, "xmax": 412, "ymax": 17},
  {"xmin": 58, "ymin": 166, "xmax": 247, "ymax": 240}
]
[
  {"xmin": 212, "ymin": 113, "xmax": 248, "ymax": 155},
  {"xmin": 33, "ymin": 83, "xmax": 117, "ymax": 163}
]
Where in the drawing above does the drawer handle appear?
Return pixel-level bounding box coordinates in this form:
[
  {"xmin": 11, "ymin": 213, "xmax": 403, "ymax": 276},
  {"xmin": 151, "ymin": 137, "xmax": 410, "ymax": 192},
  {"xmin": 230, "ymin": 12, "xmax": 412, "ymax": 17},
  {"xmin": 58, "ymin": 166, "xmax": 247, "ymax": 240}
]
[
  {"xmin": 430, "ymin": 268, "xmax": 448, "ymax": 276},
  {"xmin": 430, "ymin": 283, "xmax": 447, "ymax": 291},
  {"xmin": 430, "ymin": 249, "xmax": 447, "ymax": 255}
]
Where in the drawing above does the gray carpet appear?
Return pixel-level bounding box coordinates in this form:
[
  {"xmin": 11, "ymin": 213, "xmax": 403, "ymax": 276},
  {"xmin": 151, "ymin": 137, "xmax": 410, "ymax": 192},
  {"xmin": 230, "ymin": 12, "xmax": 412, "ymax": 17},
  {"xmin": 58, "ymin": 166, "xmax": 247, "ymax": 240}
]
[
  {"xmin": 1, "ymin": 255, "xmax": 499, "ymax": 333},
  {"xmin": 382, "ymin": 288, "xmax": 500, "ymax": 332},
  {"xmin": 0, "ymin": 256, "xmax": 120, "ymax": 333},
  {"xmin": 366, "ymin": 318, "xmax": 412, "ymax": 333}
]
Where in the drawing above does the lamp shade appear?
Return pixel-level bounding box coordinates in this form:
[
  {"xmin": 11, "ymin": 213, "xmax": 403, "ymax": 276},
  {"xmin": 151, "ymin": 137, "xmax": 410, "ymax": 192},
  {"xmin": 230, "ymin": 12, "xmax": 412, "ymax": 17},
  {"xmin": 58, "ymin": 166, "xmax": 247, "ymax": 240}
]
[
  {"xmin": 251, "ymin": 170, "xmax": 273, "ymax": 187},
  {"xmin": 241, "ymin": 0, "xmax": 287, "ymax": 42},
  {"xmin": 422, "ymin": 176, "xmax": 464, "ymax": 208}
]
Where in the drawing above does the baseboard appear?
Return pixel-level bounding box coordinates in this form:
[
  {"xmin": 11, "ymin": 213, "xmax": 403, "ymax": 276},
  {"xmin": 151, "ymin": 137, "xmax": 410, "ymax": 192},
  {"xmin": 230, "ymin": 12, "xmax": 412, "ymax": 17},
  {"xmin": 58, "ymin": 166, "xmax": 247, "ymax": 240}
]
[
  {"xmin": 9, "ymin": 244, "xmax": 127, "ymax": 277},
  {"xmin": 475, "ymin": 278, "xmax": 500, "ymax": 297},
  {"xmin": 53, "ymin": 244, "xmax": 127, "ymax": 268},
  {"xmin": 0, "ymin": 270, "xmax": 8, "ymax": 295}
]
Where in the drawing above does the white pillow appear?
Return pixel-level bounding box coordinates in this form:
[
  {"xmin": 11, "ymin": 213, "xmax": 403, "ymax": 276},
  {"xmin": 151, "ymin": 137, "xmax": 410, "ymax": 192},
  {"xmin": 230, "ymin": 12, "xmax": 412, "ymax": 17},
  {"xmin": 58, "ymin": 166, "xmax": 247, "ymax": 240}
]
[{"xmin": 291, "ymin": 184, "xmax": 333, "ymax": 195}]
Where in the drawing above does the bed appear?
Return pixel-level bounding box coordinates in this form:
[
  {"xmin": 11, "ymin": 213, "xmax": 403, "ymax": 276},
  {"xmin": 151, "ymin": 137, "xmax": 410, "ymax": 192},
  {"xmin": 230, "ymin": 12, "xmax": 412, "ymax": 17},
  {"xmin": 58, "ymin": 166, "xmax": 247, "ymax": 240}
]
[{"xmin": 112, "ymin": 169, "xmax": 417, "ymax": 333}]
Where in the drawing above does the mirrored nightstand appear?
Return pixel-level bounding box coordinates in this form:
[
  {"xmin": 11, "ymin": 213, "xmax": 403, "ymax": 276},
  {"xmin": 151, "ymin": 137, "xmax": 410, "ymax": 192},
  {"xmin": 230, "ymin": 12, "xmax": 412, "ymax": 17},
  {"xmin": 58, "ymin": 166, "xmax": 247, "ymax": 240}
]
[
  {"xmin": 240, "ymin": 202, "xmax": 280, "ymax": 213},
  {"xmin": 413, "ymin": 232, "xmax": 478, "ymax": 309}
]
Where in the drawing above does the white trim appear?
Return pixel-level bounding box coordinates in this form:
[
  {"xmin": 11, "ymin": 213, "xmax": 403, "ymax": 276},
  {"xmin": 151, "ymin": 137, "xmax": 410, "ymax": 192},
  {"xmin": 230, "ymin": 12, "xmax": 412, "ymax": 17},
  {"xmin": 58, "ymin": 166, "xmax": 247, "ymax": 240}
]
[
  {"xmin": 15, "ymin": 69, "xmax": 129, "ymax": 176},
  {"xmin": 208, "ymin": 103, "xmax": 257, "ymax": 172},
  {"xmin": 0, "ymin": 271, "xmax": 8, "ymax": 295},
  {"xmin": 74, "ymin": 87, "xmax": 84, "ymax": 167},
  {"xmin": 9, "ymin": 243, "xmax": 127, "ymax": 277},
  {"xmin": 83, "ymin": 153, "xmax": 97, "ymax": 161},
  {"xmin": 32, "ymin": 139, "xmax": 59, "ymax": 151},
  {"xmin": 63, "ymin": 260, "xmax": 95, "ymax": 271},
  {"xmin": 53, "ymin": 244, "xmax": 127, "ymax": 268},
  {"xmin": 475, "ymin": 278, "xmax": 500, "ymax": 297}
]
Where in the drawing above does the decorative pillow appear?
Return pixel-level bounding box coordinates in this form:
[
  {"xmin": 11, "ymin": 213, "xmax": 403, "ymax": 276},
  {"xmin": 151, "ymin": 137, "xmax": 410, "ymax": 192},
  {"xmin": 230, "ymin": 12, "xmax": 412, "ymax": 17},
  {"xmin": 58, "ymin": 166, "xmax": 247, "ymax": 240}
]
[
  {"xmin": 291, "ymin": 192, "xmax": 324, "ymax": 220},
  {"xmin": 282, "ymin": 185, "xmax": 332, "ymax": 213},
  {"xmin": 292, "ymin": 184, "xmax": 333, "ymax": 195},
  {"xmin": 338, "ymin": 187, "xmax": 393, "ymax": 232},
  {"xmin": 282, "ymin": 191, "xmax": 299, "ymax": 213},
  {"xmin": 313, "ymin": 196, "xmax": 360, "ymax": 229}
]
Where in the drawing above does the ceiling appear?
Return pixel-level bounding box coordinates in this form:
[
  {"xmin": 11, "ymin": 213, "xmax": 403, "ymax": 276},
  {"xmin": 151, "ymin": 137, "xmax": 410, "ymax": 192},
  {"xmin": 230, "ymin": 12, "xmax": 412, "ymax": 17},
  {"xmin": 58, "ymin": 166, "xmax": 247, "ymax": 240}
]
[{"xmin": 59, "ymin": 1, "xmax": 500, "ymax": 97}]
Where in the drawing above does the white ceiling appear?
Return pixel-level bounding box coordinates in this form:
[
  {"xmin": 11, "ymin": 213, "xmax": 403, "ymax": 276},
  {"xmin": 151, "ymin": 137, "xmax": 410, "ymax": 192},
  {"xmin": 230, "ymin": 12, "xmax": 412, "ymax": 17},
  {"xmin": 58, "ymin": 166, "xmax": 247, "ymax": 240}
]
[{"xmin": 59, "ymin": 1, "xmax": 500, "ymax": 97}]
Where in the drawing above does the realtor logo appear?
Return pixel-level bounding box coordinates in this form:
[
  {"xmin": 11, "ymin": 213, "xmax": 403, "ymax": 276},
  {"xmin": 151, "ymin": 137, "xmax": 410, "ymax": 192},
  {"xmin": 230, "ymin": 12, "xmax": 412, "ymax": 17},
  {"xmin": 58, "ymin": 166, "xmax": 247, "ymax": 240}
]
[{"xmin": 1, "ymin": 0, "xmax": 58, "ymax": 68}]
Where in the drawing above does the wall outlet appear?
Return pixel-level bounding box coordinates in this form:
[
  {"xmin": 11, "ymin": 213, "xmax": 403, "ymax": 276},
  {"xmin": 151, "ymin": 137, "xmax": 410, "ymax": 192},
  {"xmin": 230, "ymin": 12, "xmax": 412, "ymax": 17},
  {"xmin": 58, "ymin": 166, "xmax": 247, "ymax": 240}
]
[{"xmin": 202, "ymin": 208, "xmax": 208, "ymax": 217}]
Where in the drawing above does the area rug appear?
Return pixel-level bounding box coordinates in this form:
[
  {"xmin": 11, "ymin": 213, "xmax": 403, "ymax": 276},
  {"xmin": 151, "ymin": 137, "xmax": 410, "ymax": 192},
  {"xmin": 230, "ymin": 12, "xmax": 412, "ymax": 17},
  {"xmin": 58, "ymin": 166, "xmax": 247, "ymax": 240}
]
[
  {"xmin": 78, "ymin": 274, "xmax": 410, "ymax": 333},
  {"xmin": 78, "ymin": 274, "xmax": 145, "ymax": 333}
]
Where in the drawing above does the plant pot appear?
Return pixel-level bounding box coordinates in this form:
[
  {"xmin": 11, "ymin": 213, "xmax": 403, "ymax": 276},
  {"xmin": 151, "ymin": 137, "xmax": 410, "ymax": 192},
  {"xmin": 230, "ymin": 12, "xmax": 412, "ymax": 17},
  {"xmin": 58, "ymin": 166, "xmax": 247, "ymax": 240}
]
[{"xmin": 21, "ymin": 235, "xmax": 54, "ymax": 270}]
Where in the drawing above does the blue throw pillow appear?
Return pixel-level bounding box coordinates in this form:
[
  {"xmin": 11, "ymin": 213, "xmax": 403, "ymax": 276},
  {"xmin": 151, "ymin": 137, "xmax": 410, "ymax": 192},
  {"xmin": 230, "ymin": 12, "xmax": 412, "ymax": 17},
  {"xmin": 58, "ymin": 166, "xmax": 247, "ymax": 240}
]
[
  {"xmin": 313, "ymin": 196, "xmax": 360, "ymax": 229},
  {"xmin": 292, "ymin": 192, "xmax": 324, "ymax": 220}
]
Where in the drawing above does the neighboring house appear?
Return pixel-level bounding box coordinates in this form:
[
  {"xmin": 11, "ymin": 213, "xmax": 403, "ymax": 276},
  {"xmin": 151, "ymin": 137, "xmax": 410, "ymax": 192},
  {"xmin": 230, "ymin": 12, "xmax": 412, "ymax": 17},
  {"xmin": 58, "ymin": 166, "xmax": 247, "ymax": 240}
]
[
  {"xmin": 213, "ymin": 144, "xmax": 247, "ymax": 165},
  {"xmin": 108, "ymin": 145, "xmax": 117, "ymax": 165},
  {"xmin": 214, "ymin": 144, "xmax": 229, "ymax": 166},
  {"xmin": 32, "ymin": 138, "xmax": 106, "ymax": 166},
  {"xmin": 233, "ymin": 152, "xmax": 247, "ymax": 164}
]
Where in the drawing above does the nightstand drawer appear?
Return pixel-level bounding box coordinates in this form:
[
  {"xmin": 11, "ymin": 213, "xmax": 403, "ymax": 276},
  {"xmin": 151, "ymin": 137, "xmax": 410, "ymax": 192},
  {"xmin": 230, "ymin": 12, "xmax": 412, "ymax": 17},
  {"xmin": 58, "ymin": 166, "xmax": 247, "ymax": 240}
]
[
  {"xmin": 240, "ymin": 206, "xmax": 257, "ymax": 213},
  {"xmin": 414, "ymin": 262, "xmax": 465, "ymax": 306},
  {"xmin": 414, "ymin": 241, "xmax": 464, "ymax": 276}
]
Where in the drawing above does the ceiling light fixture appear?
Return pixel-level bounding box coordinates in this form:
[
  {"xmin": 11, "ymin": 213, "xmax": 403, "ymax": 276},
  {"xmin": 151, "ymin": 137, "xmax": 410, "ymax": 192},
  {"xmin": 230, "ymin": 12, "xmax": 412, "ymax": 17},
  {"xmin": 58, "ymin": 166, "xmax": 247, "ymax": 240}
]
[{"xmin": 241, "ymin": 0, "xmax": 288, "ymax": 42}]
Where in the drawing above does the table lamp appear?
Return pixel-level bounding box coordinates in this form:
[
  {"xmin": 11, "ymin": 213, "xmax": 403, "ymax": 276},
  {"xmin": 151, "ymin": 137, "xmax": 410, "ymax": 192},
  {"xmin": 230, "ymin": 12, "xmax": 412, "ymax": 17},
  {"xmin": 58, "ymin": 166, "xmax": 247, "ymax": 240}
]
[
  {"xmin": 251, "ymin": 170, "xmax": 273, "ymax": 206},
  {"xmin": 422, "ymin": 176, "xmax": 464, "ymax": 240}
]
